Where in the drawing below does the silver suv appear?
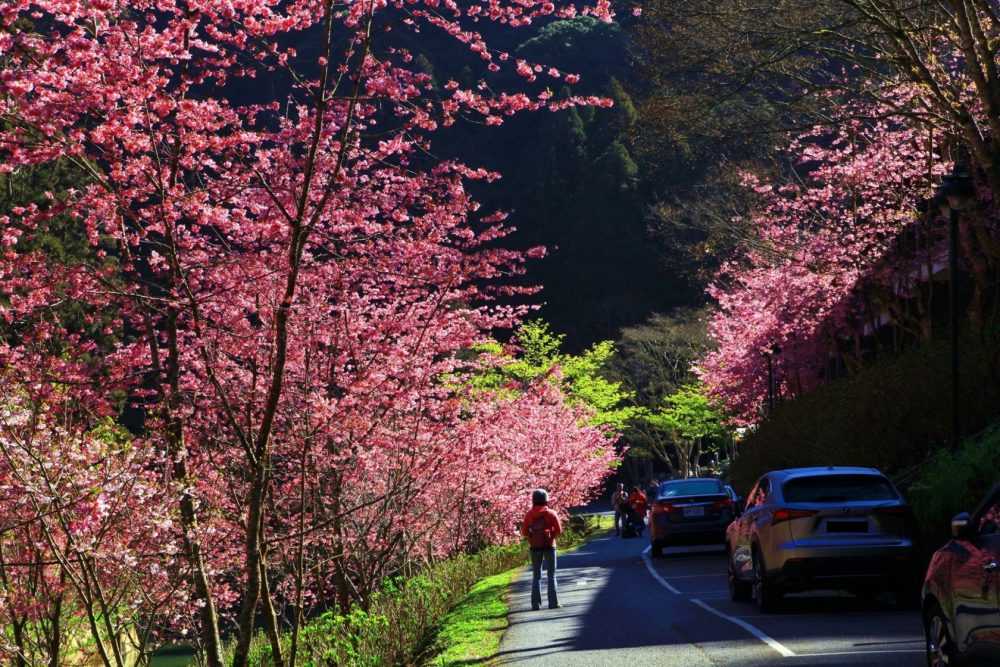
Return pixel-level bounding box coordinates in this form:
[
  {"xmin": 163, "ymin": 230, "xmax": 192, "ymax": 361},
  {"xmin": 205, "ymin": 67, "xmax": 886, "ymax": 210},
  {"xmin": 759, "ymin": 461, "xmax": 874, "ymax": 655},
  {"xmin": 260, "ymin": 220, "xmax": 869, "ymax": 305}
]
[{"xmin": 726, "ymin": 467, "xmax": 918, "ymax": 611}]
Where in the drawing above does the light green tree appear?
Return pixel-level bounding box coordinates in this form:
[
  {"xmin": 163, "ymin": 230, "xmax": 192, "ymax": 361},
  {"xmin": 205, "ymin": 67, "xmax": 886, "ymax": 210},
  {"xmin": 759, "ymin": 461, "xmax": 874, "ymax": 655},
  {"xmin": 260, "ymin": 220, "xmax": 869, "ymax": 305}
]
[
  {"xmin": 646, "ymin": 382, "xmax": 730, "ymax": 478},
  {"xmin": 472, "ymin": 320, "xmax": 640, "ymax": 432}
]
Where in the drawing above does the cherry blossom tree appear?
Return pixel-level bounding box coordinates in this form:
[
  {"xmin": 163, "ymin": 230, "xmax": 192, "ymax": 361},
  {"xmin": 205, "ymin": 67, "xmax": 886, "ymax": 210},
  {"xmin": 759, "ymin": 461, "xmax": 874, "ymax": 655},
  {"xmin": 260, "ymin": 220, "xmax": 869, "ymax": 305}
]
[
  {"xmin": 0, "ymin": 384, "xmax": 186, "ymax": 667},
  {"xmin": 698, "ymin": 89, "xmax": 954, "ymax": 422},
  {"xmin": 0, "ymin": 1, "xmax": 619, "ymax": 665}
]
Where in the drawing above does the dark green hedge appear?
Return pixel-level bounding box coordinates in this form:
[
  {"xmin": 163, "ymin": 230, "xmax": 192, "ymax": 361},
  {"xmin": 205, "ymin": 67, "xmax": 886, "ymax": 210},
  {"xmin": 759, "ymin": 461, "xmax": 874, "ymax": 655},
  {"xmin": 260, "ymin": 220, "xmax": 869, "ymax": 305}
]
[
  {"xmin": 908, "ymin": 425, "xmax": 1000, "ymax": 552},
  {"xmin": 728, "ymin": 327, "xmax": 1000, "ymax": 495}
]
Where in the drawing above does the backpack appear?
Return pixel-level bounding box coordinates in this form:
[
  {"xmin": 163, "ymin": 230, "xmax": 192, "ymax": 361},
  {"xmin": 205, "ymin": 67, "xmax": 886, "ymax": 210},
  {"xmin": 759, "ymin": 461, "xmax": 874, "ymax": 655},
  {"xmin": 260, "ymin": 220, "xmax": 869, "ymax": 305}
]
[{"xmin": 528, "ymin": 512, "xmax": 554, "ymax": 549}]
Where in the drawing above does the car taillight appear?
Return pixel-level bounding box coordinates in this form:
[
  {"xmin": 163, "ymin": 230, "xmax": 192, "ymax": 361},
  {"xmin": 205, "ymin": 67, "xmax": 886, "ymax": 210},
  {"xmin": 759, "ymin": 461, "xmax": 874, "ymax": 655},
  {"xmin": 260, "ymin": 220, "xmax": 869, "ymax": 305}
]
[
  {"xmin": 772, "ymin": 508, "xmax": 818, "ymax": 525},
  {"xmin": 652, "ymin": 502, "xmax": 674, "ymax": 513},
  {"xmin": 875, "ymin": 505, "xmax": 913, "ymax": 517},
  {"xmin": 711, "ymin": 498, "xmax": 734, "ymax": 511}
]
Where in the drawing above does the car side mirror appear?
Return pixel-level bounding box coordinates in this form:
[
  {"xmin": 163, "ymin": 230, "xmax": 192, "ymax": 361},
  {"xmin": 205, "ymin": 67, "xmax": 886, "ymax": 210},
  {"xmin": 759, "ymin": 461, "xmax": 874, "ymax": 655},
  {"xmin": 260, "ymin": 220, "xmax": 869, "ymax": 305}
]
[{"xmin": 952, "ymin": 511, "xmax": 973, "ymax": 540}]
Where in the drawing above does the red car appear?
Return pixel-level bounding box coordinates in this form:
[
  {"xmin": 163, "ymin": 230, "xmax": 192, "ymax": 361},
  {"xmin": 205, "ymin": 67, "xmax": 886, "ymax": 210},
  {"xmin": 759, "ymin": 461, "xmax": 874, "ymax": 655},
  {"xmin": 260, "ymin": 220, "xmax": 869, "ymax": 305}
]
[{"xmin": 923, "ymin": 481, "xmax": 1000, "ymax": 666}]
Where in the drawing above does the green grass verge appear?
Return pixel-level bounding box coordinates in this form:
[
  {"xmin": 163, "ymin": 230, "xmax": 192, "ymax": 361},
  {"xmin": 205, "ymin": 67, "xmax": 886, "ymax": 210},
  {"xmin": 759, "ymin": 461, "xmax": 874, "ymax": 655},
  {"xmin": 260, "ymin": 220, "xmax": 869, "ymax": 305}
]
[
  {"xmin": 432, "ymin": 568, "xmax": 519, "ymax": 667},
  {"xmin": 430, "ymin": 514, "xmax": 612, "ymax": 666}
]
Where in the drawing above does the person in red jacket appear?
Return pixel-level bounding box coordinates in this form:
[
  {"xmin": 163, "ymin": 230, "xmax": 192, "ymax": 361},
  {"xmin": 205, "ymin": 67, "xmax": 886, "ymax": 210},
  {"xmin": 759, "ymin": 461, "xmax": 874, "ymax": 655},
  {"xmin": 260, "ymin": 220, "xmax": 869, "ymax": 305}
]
[
  {"xmin": 628, "ymin": 486, "xmax": 647, "ymax": 536},
  {"xmin": 521, "ymin": 488, "xmax": 563, "ymax": 610}
]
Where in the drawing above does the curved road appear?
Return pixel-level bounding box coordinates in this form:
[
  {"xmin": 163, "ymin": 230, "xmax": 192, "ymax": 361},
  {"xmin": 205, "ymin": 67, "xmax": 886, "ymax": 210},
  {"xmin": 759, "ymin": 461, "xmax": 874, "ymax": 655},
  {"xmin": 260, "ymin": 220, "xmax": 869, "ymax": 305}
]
[{"xmin": 498, "ymin": 530, "xmax": 924, "ymax": 666}]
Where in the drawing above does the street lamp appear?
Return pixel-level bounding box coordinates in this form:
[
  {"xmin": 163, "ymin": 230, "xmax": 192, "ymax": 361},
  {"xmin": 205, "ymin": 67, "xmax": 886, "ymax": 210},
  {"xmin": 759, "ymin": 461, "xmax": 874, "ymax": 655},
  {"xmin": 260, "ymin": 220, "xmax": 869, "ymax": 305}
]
[
  {"xmin": 934, "ymin": 162, "xmax": 975, "ymax": 450},
  {"xmin": 761, "ymin": 344, "xmax": 781, "ymax": 414}
]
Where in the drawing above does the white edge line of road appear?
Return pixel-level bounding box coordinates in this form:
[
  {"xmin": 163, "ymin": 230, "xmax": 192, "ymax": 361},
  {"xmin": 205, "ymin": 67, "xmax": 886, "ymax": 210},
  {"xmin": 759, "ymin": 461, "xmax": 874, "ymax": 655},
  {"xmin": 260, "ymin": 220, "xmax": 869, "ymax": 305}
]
[
  {"xmin": 641, "ymin": 547, "xmax": 796, "ymax": 658},
  {"xmin": 641, "ymin": 547, "xmax": 682, "ymax": 594},
  {"xmin": 642, "ymin": 548, "xmax": 927, "ymax": 661},
  {"xmin": 689, "ymin": 598, "xmax": 797, "ymax": 658},
  {"xmin": 799, "ymin": 649, "xmax": 925, "ymax": 657}
]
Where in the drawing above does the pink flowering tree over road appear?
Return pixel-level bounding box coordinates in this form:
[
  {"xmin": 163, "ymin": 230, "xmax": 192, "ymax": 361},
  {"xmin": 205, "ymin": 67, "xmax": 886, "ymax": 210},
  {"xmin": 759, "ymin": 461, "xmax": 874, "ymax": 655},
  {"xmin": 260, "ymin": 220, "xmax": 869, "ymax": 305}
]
[
  {"xmin": 0, "ymin": 1, "xmax": 619, "ymax": 665},
  {"xmin": 698, "ymin": 91, "xmax": 955, "ymax": 422}
]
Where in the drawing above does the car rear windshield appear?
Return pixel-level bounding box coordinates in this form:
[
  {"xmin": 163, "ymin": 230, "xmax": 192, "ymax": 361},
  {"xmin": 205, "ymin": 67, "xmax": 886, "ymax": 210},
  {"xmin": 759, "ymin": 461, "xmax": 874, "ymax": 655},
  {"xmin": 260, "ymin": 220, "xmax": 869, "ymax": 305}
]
[
  {"xmin": 782, "ymin": 475, "xmax": 898, "ymax": 503},
  {"xmin": 659, "ymin": 480, "xmax": 724, "ymax": 498}
]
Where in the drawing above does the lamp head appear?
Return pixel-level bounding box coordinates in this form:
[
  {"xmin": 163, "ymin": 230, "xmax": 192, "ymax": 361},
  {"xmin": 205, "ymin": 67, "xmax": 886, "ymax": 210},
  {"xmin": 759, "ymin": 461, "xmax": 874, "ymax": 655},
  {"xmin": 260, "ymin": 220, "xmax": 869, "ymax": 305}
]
[{"xmin": 938, "ymin": 163, "xmax": 975, "ymax": 214}]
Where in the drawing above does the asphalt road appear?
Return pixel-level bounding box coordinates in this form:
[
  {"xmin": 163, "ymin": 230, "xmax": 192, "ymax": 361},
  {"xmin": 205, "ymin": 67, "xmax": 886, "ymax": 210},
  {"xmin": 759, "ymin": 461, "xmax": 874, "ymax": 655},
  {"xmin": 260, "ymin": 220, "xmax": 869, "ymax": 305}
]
[{"xmin": 498, "ymin": 529, "xmax": 925, "ymax": 666}]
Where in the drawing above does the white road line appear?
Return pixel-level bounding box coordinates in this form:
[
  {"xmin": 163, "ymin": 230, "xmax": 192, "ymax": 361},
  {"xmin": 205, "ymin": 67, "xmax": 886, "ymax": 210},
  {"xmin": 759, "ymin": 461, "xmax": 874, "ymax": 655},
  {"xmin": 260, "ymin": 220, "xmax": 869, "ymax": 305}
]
[
  {"xmin": 796, "ymin": 649, "xmax": 925, "ymax": 657},
  {"xmin": 641, "ymin": 550, "xmax": 682, "ymax": 594},
  {"xmin": 739, "ymin": 612, "xmax": 916, "ymax": 619},
  {"xmin": 640, "ymin": 545, "xmax": 911, "ymax": 660},
  {"xmin": 690, "ymin": 599, "xmax": 797, "ymax": 658}
]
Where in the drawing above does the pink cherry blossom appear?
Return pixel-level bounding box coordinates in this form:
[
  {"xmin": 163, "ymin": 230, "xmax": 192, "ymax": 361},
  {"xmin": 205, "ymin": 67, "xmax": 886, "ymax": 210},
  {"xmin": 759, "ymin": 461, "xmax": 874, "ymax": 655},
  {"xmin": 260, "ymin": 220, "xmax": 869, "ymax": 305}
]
[{"xmin": 0, "ymin": 0, "xmax": 618, "ymax": 664}]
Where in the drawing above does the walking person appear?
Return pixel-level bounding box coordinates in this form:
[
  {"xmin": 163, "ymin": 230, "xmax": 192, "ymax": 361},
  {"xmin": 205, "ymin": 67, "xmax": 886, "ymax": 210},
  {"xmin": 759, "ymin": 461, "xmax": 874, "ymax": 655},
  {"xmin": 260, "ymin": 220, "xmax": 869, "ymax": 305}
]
[
  {"xmin": 611, "ymin": 482, "xmax": 628, "ymax": 536},
  {"xmin": 522, "ymin": 488, "xmax": 563, "ymax": 610},
  {"xmin": 628, "ymin": 485, "xmax": 647, "ymax": 537}
]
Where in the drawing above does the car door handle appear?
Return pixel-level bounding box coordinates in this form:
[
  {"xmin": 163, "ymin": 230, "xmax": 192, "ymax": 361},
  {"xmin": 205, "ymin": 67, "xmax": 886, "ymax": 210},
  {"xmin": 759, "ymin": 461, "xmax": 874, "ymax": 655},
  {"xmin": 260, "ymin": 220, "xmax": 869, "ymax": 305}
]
[{"xmin": 984, "ymin": 562, "xmax": 998, "ymax": 572}]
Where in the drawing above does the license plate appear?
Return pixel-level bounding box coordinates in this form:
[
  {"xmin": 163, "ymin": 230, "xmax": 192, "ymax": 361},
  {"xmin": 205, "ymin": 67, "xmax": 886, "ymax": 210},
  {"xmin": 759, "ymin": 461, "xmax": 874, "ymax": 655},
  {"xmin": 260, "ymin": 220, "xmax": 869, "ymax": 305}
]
[
  {"xmin": 827, "ymin": 520, "xmax": 868, "ymax": 533},
  {"xmin": 683, "ymin": 506, "xmax": 706, "ymax": 517}
]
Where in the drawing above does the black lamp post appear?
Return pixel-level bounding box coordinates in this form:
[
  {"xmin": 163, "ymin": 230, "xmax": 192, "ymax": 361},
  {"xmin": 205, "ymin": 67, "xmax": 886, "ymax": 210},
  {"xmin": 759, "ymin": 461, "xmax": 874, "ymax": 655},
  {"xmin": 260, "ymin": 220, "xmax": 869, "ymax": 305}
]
[
  {"xmin": 935, "ymin": 163, "xmax": 975, "ymax": 451},
  {"xmin": 762, "ymin": 344, "xmax": 781, "ymax": 414}
]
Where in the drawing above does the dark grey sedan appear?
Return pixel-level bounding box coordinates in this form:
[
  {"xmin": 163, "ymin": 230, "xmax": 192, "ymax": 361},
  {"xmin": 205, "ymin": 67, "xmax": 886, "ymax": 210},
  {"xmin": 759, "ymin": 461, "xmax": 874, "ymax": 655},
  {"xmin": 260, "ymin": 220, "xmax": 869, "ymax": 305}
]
[
  {"xmin": 649, "ymin": 478, "xmax": 736, "ymax": 557},
  {"xmin": 726, "ymin": 466, "xmax": 918, "ymax": 611}
]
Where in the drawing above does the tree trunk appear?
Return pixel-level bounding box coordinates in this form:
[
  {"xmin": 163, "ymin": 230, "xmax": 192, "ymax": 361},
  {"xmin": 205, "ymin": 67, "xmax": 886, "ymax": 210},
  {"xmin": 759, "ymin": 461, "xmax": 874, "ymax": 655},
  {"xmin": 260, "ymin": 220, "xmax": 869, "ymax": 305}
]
[
  {"xmin": 690, "ymin": 438, "xmax": 702, "ymax": 476},
  {"xmin": 49, "ymin": 581, "xmax": 64, "ymax": 667},
  {"xmin": 232, "ymin": 463, "xmax": 268, "ymax": 667},
  {"xmin": 260, "ymin": 556, "xmax": 285, "ymax": 667},
  {"xmin": 165, "ymin": 311, "xmax": 225, "ymax": 667}
]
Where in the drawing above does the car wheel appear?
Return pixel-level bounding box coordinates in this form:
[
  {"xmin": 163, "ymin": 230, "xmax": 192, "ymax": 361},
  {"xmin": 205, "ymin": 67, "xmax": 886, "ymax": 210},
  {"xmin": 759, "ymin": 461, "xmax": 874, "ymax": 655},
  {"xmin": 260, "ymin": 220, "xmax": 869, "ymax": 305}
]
[
  {"xmin": 925, "ymin": 601, "xmax": 959, "ymax": 667},
  {"xmin": 728, "ymin": 551, "xmax": 752, "ymax": 602},
  {"xmin": 752, "ymin": 548, "xmax": 781, "ymax": 612}
]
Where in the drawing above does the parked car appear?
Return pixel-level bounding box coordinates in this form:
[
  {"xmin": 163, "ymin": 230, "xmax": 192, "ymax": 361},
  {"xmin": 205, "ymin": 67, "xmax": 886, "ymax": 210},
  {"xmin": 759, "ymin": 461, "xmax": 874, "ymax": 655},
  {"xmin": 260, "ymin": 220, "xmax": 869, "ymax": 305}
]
[
  {"xmin": 726, "ymin": 467, "xmax": 918, "ymax": 611},
  {"xmin": 649, "ymin": 477, "xmax": 736, "ymax": 557},
  {"xmin": 922, "ymin": 482, "xmax": 1000, "ymax": 667},
  {"xmin": 725, "ymin": 484, "xmax": 744, "ymax": 512}
]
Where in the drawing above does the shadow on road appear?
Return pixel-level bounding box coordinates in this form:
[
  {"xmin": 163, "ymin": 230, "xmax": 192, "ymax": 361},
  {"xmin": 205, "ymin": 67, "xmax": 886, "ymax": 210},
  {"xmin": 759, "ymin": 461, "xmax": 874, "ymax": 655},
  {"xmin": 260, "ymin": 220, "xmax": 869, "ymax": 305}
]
[
  {"xmin": 504, "ymin": 533, "xmax": 746, "ymax": 653},
  {"xmin": 498, "ymin": 531, "xmax": 924, "ymax": 666}
]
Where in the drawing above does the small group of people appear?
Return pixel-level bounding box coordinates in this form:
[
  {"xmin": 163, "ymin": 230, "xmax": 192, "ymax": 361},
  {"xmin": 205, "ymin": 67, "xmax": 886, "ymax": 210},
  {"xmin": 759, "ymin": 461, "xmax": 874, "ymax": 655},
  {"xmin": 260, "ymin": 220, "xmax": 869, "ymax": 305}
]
[{"xmin": 611, "ymin": 480, "xmax": 660, "ymax": 537}]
